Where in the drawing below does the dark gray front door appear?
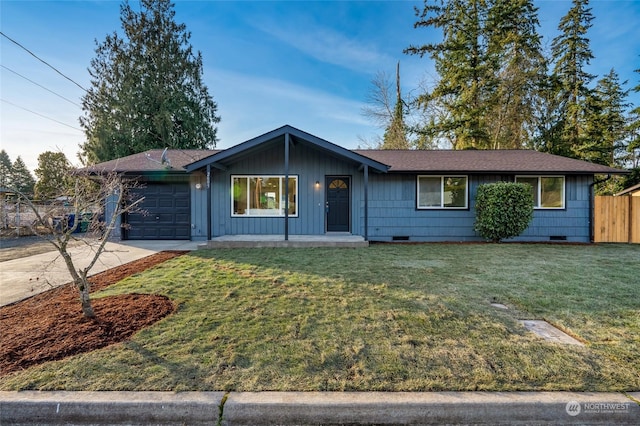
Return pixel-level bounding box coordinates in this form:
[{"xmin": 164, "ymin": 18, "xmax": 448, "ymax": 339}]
[
  {"xmin": 125, "ymin": 182, "xmax": 190, "ymax": 240},
  {"xmin": 326, "ymin": 177, "xmax": 350, "ymax": 232}
]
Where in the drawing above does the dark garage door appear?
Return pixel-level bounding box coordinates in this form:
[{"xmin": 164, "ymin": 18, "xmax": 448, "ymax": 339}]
[{"xmin": 125, "ymin": 183, "xmax": 190, "ymax": 240}]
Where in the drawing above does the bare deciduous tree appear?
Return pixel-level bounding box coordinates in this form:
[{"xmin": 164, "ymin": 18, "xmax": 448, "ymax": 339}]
[{"xmin": 10, "ymin": 172, "xmax": 144, "ymax": 318}]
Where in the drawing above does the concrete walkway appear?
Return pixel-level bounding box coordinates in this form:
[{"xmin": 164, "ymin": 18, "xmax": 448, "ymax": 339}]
[
  {"xmin": 1, "ymin": 391, "xmax": 638, "ymax": 425},
  {"xmin": 0, "ymin": 239, "xmax": 199, "ymax": 307}
]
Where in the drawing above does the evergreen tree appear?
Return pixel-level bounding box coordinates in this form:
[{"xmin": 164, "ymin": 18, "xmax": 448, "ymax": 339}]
[
  {"xmin": 549, "ymin": 0, "xmax": 595, "ymax": 158},
  {"xmin": 406, "ymin": 0, "xmax": 497, "ymax": 149},
  {"xmin": 80, "ymin": 0, "xmax": 220, "ymax": 164},
  {"xmin": 486, "ymin": 0, "xmax": 546, "ymax": 149},
  {"xmin": 34, "ymin": 152, "xmax": 72, "ymax": 200},
  {"xmin": 580, "ymin": 69, "xmax": 629, "ymax": 166},
  {"xmin": 10, "ymin": 157, "xmax": 36, "ymax": 197},
  {"xmin": 406, "ymin": 0, "xmax": 546, "ymax": 150},
  {"xmin": 626, "ymin": 64, "xmax": 640, "ymax": 169},
  {"xmin": 0, "ymin": 150, "xmax": 12, "ymax": 188}
]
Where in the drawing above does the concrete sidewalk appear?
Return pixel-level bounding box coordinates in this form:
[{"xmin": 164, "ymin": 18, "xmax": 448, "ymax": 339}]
[
  {"xmin": 0, "ymin": 240, "xmax": 199, "ymax": 307},
  {"xmin": 1, "ymin": 391, "xmax": 638, "ymax": 425}
]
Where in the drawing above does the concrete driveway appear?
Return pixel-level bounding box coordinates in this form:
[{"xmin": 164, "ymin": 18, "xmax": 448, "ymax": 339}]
[{"xmin": 0, "ymin": 239, "xmax": 200, "ymax": 307}]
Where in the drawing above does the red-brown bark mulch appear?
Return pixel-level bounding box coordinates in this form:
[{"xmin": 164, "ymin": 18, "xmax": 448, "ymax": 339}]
[{"xmin": 0, "ymin": 251, "xmax": 186, "ymax": 376}]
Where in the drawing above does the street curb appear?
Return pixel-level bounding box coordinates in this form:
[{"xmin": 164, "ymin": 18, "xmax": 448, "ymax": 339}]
[
  {"xmin": 221, "ymin": 391, "xmax": 640, "ymax": 425},
  {"xmin": 0, "ymin": 391, "xmax": 225, "ymax": 425},
  {"xmin": 1, "ymin": 391, "xmax": 638, "ymax": 425}
]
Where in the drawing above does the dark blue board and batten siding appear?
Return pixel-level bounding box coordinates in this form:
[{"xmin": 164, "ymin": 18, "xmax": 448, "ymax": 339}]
[
  {"xmin": 208, "ymin": 143, "xmax": 365, "ymax": 237},
  {"xmin": 363, "ymin": 174, "xmax": 593, "ymax": 243}
]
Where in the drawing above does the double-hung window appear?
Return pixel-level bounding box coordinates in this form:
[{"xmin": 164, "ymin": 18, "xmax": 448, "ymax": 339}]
[
  {"xmin": 232, "ymin": 175, "xmax": 298, "ymax": 217},
  {"xmin": 515, "ymin": 176, "xmax": 565, "ymax": 209},
  {"xmin": 417, "ymin": 176, "xmax": 468, "ymax": 209}
]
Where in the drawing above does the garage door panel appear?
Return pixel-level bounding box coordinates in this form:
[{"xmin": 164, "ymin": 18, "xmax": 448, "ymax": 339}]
[
  {"xmin": 125, "ymin": 183, "xmax": 190, "ymax": 240},
  {"xmin": 174, "ymin": 198, "xmax": 190, "ymax": 208},
  {"xmin": 158, "ymin": 198, "xmax": 176, "ymax": 208},
  {"xmin": 175, "ymin": 213, "xmax": 190, "ymax": 222}
]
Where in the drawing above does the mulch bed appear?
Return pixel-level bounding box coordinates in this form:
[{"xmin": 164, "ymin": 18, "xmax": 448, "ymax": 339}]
[{"xmin": 0, "ymin": 251, "xmax": 186, "ymax": 376}]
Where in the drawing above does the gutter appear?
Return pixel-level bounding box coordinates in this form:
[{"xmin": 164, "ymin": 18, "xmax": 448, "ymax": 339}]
[{"xmin": 588, "ymin": 174, "xmax": 612, "ymax": 242}]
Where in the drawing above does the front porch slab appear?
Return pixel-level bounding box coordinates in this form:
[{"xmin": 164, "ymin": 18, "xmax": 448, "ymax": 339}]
[{"xmin": 198, "ymin": 234, "xmax": 368, "ymax": 249}]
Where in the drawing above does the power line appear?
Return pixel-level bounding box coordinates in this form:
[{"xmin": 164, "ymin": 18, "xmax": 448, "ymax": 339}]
[
  {"xmin": 1, "ymin": 98, "xmax": 83, "ymax": 132},
  {"xmin": 0, "ymin": 31, "xmax": 87, "ymax": 93},
  {"xmin": 1, "ymin": 65, "xmax": 82, "ymax": 108}
]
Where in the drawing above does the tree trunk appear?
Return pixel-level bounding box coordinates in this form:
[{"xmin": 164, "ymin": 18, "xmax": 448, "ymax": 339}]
[
  {"xmin": 79, "ymin": 280, "xmax": 96, "ymax": 318},
  {"xmin": 61, "ymin": 250, "xmax": 96, "ymax": 318}
]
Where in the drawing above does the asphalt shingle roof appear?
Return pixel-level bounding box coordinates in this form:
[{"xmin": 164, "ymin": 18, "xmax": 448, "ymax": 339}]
[
  {"xmin": 82, "ymin": 147, "xmax": 627, "ymax": 176},
  {"xmin": 82, "ymin": 149, "xmax": 217, "ymax": 173},
  {"xmin": 354, "ymin": 149, "xmax": 627, "ymax": 175}
]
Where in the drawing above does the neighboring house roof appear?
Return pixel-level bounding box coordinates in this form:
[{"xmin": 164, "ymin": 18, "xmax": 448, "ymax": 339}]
[
  {"xmin": 185, "ymin": 125, "xmax": 390, "ymax": 173},
  {"xmin": 354, "ymin": 149, "xmax": 628, "ymax": 175},
  {"xmin": 81, "ymin": 149, "xmax": 217, "ymax": 174},
  {"xmin": 615, "ymin": 182, "xmax": 640, "ymax": 196}
]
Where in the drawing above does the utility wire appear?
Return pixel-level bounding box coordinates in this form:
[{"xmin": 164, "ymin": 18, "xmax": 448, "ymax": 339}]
[
  {"xmin": 1, "ymin": 65, "xmax": 82, "ymax": 108},
  {"xmin": 1, "ymin": 98, "xmax": 83, "ymax": 132},
  {"xmin": 0, "ymin": 31, "xmax": 87, "ymax": 92}
]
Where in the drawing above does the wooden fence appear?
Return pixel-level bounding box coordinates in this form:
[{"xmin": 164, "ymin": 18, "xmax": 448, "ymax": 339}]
[{"xmin": 594, "ymin": 196, "xmax": 640, "ymax": 243}]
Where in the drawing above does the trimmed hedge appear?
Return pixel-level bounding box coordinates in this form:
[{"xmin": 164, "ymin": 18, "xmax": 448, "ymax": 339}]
[{"xmin": 474, "ymin": 182, "xmax": 534, "ymax": 242}]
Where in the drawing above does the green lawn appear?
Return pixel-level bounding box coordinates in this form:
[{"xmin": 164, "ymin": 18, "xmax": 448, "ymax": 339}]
[{"xmin": 1, "ymin": 243, "xmax": 639, "ymax": 392}]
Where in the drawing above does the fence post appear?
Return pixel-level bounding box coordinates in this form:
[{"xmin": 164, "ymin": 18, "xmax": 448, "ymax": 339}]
[{"xmin": 15, "ymin": 197, "xmax": 20, "ymax": 237}]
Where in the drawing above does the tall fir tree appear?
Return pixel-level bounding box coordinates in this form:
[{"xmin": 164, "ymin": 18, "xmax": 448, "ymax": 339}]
[
  {"xmin": 406, "ymin": 0, "xmax": 546, "ymax": 150},
  {"xmin": 486, "ymin": 0, "xmax": 546, "ymax": 149},
  {"xmin": 10, "ymin": 157, "xmax": 36, "ymax": 197},
  {"xmin": 626, "ymin": 64, "xmax": 640, "ymax": 170},
  {"xmin": 80, "ymin": 0, "xmax": 220, "ymax": 164},
  {"xmin": 406, "ymin": 0, "xmax": 497, "ymax": 149},
  {"xmin": 549, "ymin": 0, "xmax": 595, "ymax": 158},
  {"xmin": 0, "ymin": 150, "xmax": 13, "ymax": 188},
  {"xmin": 580, "ymin": 69, "xmax": 629, "ymax": 166}
]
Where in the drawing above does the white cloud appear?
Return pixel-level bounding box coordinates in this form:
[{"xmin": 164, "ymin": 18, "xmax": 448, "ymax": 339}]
[
  {"xmin": 208, "ymin": 67, "xmax": 376, "ymax": 148},
  {"xmin": 252, "ymin": 17, "xmax": 395, "ymax": 74}
]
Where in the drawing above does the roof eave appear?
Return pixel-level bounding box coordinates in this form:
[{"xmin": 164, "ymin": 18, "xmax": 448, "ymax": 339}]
[{"xmin": 386, "ymin": 169, "xmax": 630, "ymax": 175}]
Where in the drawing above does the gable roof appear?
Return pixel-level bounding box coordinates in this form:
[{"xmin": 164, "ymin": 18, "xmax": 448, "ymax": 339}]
[
  {"xmin": 354, "ymin": 149, "xmax": 628, "ymax": 175},
  {"xmin": 185, "ymin": 125, "xmax": 389, "ymax": 173},
  {"xmin": 81, "ymin": 149, "xmax": 217, "ymax": 174}
]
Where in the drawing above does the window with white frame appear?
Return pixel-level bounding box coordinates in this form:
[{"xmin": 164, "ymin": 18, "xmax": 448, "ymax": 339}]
[
  {"xmin": 515, "ymin": 176, "xmax": 565, "ymax": 209},
  {"xmin": 232, "ymin": 175, "xmax": 298, "ymax": 216},
  {"xmin": 417, "ymin": 176, "xmax": 468, "ymax": 209}
]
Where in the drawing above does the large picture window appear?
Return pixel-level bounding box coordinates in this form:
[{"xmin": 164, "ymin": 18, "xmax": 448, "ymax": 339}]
[
  {"xmin": 515, "ymin": 176, "xmax": 565, "ymax": 209},
  {"xmin": 232, "ymin": 175, "xmax": 298, "ymax": 217},
  {"xmin": 417, "ymin": 176, "xmax": 468, "ymax": 209}
]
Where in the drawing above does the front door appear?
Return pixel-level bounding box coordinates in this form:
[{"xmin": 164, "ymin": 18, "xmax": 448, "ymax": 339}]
[{"xmin": 326, "ymin": 176, "xmax": 350, "ymax": 232}]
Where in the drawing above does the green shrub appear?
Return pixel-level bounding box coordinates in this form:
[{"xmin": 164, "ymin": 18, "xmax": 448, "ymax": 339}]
[{"xmin": 474, "ymin": 182, "xmax": 534, "ymax": 242}]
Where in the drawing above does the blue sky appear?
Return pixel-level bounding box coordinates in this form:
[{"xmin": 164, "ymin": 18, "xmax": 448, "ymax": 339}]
[{"xmin": 1, "ymin": 0, "xmax": 639, "ymax": 172}]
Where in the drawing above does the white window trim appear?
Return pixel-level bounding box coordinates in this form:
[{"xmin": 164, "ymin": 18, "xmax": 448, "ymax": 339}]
[
  {"xmin": 515, "ymin": 175, "xmax": 565, "ymax": 209},
  {"xmin": 417, "ymin": 175, "xmax": 468, "ymax": 209},
  {"xmin": 231, "ymin": 175, "xmax": 299, "ymax": 217}
]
